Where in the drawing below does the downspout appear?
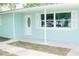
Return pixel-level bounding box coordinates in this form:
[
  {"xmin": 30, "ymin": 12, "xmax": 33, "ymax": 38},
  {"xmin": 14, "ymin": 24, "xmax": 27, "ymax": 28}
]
[
  {"xmin": 44, "ymin": 9, "xmax": 47, "ymax": 44},
  {"xmin": 13, "ymin": 12, "xmax": 16, "ymax": 39}
]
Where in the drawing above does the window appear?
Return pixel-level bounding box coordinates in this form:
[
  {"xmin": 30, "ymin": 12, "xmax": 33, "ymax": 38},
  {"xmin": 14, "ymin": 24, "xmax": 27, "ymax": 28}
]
[
  {"xmin": 41, "ymin": 14, "xmax": 54, "ymax": 27},
  {"xmin": 56, "ymin": 13, "xmax": 71, "ymax": 27},
  {"xmin": 41, "ymin": 12, "xmax": 71, "ymax": 28},
  {"xmin": 27, "ymin": 17, "xmax": 31, "ymax": 27}
]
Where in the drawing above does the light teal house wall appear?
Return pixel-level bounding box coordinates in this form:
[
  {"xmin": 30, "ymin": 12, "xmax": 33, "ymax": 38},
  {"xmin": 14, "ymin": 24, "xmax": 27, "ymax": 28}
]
[
  {"xmin": 0, "ymin": 13, "xmax": 13, "ymax": 38},
  {"xmin": 0, "ymin": 4, "xmax": 79, "ymax": 44},
  {"xmin": 14, "ymin": 13, "xmax": 25, "ymax": 39}
]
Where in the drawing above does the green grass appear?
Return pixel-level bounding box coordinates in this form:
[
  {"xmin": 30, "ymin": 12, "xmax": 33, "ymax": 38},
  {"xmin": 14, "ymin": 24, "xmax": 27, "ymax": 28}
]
[
  {"xmin": 0, "ymin": 49, "xmax": 17, "ymax": 56},
  {"xmin": 9, "ymin": 41, "xmax": 71, "ymax": 56}
]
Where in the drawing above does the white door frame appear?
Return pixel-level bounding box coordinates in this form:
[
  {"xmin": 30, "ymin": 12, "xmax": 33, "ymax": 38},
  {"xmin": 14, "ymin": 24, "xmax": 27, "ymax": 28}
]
[{"xmin": 25, "ymin": 15, "xmax": 32, "ymax": 35}]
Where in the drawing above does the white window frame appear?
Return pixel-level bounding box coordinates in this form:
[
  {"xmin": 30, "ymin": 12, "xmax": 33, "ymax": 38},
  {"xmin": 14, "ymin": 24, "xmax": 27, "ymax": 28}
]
[{"xmin": 40, "ymin": 11, "xmax": 78, "ymax": 30}]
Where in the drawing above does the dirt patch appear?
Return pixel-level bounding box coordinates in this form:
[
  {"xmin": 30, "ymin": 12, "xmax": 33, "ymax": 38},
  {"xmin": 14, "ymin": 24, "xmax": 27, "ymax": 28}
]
[
  {"xmin": 9, "ymin": 41, "xmax": 71, "ymax": 56},
  {"xmin": 0, "ymin": 37, "xmax": 10, "ymax": 42}
]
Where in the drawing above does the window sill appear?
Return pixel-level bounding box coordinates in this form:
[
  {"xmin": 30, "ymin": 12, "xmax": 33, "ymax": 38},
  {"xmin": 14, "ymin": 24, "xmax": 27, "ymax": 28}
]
[{"xmin": 39, "ymin": 27, "xmax": 72, "ymax": 30}]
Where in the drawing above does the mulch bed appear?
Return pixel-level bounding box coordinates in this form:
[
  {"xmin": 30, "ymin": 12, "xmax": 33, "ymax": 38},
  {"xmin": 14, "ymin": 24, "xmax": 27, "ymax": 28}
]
[
  {"xmin": 0, "ymin": 37, "xmax": 10, "ymax": 42},
  {"xmin": 9, "ymin": 41, "xmax": 71, "ymax": 56},
  {"xmin": 0, "ymin": 49, "xmax": 17, "ymax": 56}
]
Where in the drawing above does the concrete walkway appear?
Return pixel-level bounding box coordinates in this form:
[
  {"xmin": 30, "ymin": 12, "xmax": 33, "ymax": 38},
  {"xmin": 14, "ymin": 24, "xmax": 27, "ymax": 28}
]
[
  {"xmin": 0, "ymin": 40, "xmax": 58, "ymax": 56},
  {"xmin": 67, "ymin": 46, "xmax": 79, "ymax": 56}
]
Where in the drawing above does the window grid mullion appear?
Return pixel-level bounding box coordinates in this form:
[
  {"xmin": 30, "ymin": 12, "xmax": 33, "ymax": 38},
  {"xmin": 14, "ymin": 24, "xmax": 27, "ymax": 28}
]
[{"xmin": 54, "ymin": 12, "xmax": 56, "ymax": 28}]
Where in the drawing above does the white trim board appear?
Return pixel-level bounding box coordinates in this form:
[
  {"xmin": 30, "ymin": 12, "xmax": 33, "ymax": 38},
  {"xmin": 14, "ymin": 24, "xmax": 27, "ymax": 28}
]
[{"xmin": 0, "ymin": 4, "xmax": 79, "ymax": 14}]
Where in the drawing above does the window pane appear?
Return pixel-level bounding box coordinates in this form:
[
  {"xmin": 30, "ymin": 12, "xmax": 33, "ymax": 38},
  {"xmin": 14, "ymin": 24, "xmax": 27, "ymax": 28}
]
[
  {"xmin": 46, "ymin": 14, "xmax": 54, "ymax": 20},
  {"xmin": 63, "ymin": 20, "xmax": 70, "ymax": 27},
  {"xmin": 56, "ymin": 21, "xmax": 62, "ymax": 27},
  {"xmin": 27, "ymin": 17, "xmax": 30, "ymax": 27},
  {"xmin": 41, "ymin": 14, "xmax": 44, "ymax": 20},
  {"xmin": 56, "ymin": 13, "xmax": 71, "ymax": 20},
  {"xmin": 46, "ymin": 21, "xmax": 54, "ymax": 27},
  {"xmin": 41, "ymin": 21, "xmax": 45, "ymax": 27},
  {"xmin": 41, "ymin": 21, "xmax": 54, "ymax": 27},
  {"xmin": 41, "ymin": 14, "xmax": 54, "ymax": 20},
  {"xmin": 56, "ymin": 12, "xmax": 71, "ymax": 27},
  {"xmin": 56, "ymin": 20, "xmax": 71, "ymax": 27}
]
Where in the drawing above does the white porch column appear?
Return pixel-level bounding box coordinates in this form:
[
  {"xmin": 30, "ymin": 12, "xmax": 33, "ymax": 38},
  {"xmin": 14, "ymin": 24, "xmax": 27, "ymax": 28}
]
[
  {"xmin": 44, "ymin": 9, "xmax": 47, "ymax": 44},
  {"xmin": 54, "ymin": 12, "xmax": 56, "ymax": 29},
  {"xmin": 13, "ymin": 12, "xmax": 16, "ymax": 39}
]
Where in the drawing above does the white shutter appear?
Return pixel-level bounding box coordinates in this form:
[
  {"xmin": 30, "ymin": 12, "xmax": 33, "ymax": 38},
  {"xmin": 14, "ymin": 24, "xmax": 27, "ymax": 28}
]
[
  {"xmin": 35, "ymin": 14, "xmax": 41, "ymax": 28},
  {"xmin": 71, "ymin": 11, "xmax": 78, "ymax": 30}
]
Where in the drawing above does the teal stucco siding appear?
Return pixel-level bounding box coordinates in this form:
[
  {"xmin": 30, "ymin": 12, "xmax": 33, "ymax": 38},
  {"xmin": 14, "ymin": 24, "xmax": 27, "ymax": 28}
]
[
  {"xmin": 0, "ymin": 13, "xmax": 25, "ymax": 39},
  {"xmin": 24, "ymin": 12, "xmax": 79, "ymax": 44},
  {"xmin": 0, "ymin": 11, "xmax": 79, "ymax": 44},
  {"xmin": 31, "ymin": 14, "xmax": 44, "ymax": 41},
  {"xmin": 0, "ymin": 14, "xmax": 2, "ymax": 36},
  {"xmin": 15, "ymin": 13, "xmax": 25, "ymax": 39},
  {"xmin": 1, "ymin": 13, "xmax": 13, "ymax": 38}
]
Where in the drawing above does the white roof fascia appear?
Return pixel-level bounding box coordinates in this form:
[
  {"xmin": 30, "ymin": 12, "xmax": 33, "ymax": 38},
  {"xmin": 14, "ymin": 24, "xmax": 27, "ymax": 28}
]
[{"xmin": 0, "ymin": 4, "xmax": 79, "ymax": 14}]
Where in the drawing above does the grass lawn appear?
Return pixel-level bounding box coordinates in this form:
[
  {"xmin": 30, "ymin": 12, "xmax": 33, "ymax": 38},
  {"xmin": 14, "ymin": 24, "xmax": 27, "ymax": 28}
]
[
  {"xmin": 9, "ymin": 41, "xmax": 71, "ymax": 56},
  {"xmin": 0, "ymin": 37, "xmax": 10, "ymax": 42},
  {"xmin": 0, "ymin": 49, "xmax": 17, "ymax": 56}
]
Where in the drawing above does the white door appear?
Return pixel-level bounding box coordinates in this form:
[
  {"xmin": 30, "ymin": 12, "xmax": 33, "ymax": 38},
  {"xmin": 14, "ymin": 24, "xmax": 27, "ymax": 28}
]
[{"xmin": 25, "ymin": 16, "xmax": 32, "ymax": 35}]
